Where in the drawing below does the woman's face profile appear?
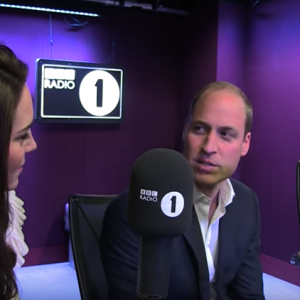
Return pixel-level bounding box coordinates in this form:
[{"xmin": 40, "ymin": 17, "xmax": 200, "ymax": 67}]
[{"xmin": 8, "ymin": 85, "xmax": 37, "ymax": 190}]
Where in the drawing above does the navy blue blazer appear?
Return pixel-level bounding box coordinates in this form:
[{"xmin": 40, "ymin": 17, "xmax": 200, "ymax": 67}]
[{"xmin": 100, "ymin": 179, "xmax": 265, "ymax": 300}]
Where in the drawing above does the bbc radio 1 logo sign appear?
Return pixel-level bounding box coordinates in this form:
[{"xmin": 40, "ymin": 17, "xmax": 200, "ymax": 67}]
[
  {"xmin": 35, "ymin": 59, "xmax": 123, "ymax": 123},
  {"xmin": 140, "ymin": 188, "xmax": 184, "ymax": 218},
  {"xmin": 140, "ymin": 189, "xmax": 158, "ymax": 202}
]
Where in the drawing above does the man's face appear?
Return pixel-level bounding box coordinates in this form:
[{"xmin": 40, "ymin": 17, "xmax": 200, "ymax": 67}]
[{"xmin": 183, "ymin": 89, "xmax": 251, "ymax": 194}]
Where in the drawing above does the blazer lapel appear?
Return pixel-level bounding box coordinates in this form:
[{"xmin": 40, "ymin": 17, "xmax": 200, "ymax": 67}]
[
  {"xmin": 183, "ymin": 208, "xmax": 210, "ymax": 300},
  {"xmin": 216, "ymin": 201, "xmax": 237, "ymax": 284}
]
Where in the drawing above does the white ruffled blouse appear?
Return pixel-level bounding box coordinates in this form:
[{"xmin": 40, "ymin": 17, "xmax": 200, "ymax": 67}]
[{"xmin": 6, "ymin": 190, "xmax": 29, "ymax": 269}]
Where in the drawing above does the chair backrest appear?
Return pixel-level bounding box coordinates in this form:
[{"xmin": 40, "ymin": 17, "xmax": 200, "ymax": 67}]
[{"xmin": 69, "ymin": 194, "xmax": 115, "ymax": 300}]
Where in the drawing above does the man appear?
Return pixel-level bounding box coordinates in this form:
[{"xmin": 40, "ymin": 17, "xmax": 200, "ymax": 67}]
[{"xmin": 100, "ymin": 81, "xmax": 265, "ymax": 300}]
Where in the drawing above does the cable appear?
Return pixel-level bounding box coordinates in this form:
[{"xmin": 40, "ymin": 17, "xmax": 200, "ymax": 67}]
[
  {"xmin": 49, "ymin": 13, "xmax": 53, "ymax": 58},
  {"xmin": 108, "ymin": 38, "xmax": 116, "ymax": 63},
  {"xmin": 251, "ymin": 0, "xmax": 260, "ymax": 6},
  {"xmin": 64, "ymin": 16, "xmax": 89, "ymax": 28}
]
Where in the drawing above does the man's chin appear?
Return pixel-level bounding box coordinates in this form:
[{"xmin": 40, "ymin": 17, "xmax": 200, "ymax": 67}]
[{"xmin": 194, "ymin": 173, "xmax": 225, "ymax": 189}]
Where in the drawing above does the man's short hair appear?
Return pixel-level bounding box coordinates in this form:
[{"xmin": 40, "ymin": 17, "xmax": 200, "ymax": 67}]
[{"xmin": 184, "ymin": 81, "xmax": 253, "ymax": 138}]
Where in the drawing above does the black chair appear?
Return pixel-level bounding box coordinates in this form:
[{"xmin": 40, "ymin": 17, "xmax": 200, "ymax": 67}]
[{"xmin": 68, "ymin": 194, "xmax": 115, "ymax": 300}]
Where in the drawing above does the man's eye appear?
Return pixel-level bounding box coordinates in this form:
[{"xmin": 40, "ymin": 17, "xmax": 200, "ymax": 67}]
[
  {"xmin": 194, "ymin": 125, "xmax": 206, "ymax": 133},
  {"xmin": 221, "ymin": 131, "xmax": 234, "ymax": 140}
]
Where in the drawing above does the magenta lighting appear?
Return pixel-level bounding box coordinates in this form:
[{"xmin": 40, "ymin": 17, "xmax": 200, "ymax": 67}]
[{"xmin": 0, "ymin": 3, "xmax": 99, "ymax": 17}]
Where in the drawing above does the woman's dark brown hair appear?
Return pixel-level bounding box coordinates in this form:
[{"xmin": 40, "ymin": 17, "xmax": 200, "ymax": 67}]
[{"xmin": 0, "ymin": 44, "xmax": 28, "ymax": 299}]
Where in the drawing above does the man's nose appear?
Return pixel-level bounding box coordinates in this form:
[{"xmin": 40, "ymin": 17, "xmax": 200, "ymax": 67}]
[{"xmin": 201, "ymin": 131, "xmax": 217, "ymax": 155}]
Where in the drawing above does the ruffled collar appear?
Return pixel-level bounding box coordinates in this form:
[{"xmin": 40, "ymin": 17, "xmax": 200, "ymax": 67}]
[{"xmin": 6, "ymin": 190, "xmax": 29, "ymax": 269}]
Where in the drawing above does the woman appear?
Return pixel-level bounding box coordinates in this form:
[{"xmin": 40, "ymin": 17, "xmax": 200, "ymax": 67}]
[{"xmin": 0, "ymin": 44, "xmax": 37, "ymax": 299}]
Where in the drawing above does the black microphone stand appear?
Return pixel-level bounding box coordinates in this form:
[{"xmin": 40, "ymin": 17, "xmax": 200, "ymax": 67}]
[{"xmin": 135, "ymin": 237, "xmax": 173, "ymax": 300}]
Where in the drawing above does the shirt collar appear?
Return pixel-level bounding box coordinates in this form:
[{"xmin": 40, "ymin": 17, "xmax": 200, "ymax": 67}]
[{"xmin": 193, "ymin": 179, "xmax": 235, "ymax": 207}]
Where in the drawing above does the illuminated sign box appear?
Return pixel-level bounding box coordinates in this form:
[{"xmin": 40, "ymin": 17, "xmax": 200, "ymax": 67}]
[{"xmin": 35, "ymin": 59, "xmax": 124, "ymax": 123}]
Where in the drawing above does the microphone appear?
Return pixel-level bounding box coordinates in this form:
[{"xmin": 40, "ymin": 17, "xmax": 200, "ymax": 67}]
[{"xmin": 128, "ymin": 148, "xmax": 194, "ymax": 300}]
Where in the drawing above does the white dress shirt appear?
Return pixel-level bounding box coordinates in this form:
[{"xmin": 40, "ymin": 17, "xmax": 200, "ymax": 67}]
[{"xmin": 193, "ymin": 179, "xmax": 235, "ymax": 299}]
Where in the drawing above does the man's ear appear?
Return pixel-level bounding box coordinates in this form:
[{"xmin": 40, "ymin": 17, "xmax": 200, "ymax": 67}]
[{"xmin": 241, "ymin": 132, "xmax": 251, "ymax": 157}]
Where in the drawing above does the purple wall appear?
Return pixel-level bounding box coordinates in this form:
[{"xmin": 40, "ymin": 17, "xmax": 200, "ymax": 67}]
[
  {"xmin": 0, "ymin": 7, "xmax": 186, "ymax": 264},
  {"xmin": 1, "ymin": 0, "xmax": 299, "ymax": 278},
  {"xmin": 175, "ymin": 0, "xmax": 219, "ymax": 151},
  {"xmin": 0, "ymin": 3, "xmax": 221, "ymax": 265},
  {"xmin": 243, "ymin": 0, "xmax": 300, "ymax": 262},
  {"xmin": 216, "ymin": 0, "xmax": 247, "ymax": 180},
  {"xmin": 217, "ymin": 1, "xmax": 246, "ymax": 89}
]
